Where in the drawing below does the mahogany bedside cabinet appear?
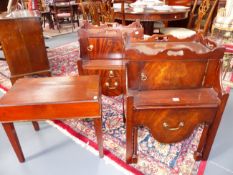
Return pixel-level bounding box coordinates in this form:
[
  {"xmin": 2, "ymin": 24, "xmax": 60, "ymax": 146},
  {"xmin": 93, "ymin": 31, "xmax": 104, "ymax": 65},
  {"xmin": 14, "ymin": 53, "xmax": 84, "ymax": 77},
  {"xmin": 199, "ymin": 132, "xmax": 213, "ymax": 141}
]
[
  {"xmin": 0, "ymin": 75, "xmax": 103, "ymax": 162},
  {"xmin": 77, "ymin": 20, "xmax": 143, "ymax": 96},
  {"xmin": 125, "ymin": 35, "xmax": 229, "ymax": 163}
]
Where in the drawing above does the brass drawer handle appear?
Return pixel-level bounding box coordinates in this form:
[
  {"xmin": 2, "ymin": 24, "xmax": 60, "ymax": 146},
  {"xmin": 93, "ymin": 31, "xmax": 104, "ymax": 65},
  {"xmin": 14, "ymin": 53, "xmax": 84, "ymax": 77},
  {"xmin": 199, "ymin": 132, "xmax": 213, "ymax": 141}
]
[
  {"xmin": 109, "ymin": 70, "xmax": 114, "ymax": 78},
  {"xmin": 105, "ymin": 81, "xmax": 118, "ymax": 90},
  {"xmin": 141, "ymin": 72, "xmax": 147, "ymax": 81},
  {"xmin": 87, "ymin": 45, "xmax": 94, "ymax": 51},
  {"xmin": 163, "ymin": 122, "xmax": 184, "ymax": 131},
  {"xmin": 114, "ymin": 81, "xmax": 118, "ymax": 87}
]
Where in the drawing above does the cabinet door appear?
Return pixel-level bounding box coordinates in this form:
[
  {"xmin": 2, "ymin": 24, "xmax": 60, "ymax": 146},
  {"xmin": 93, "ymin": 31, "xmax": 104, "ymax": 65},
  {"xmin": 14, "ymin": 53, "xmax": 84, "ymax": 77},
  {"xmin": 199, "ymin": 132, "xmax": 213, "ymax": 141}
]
[
  {"xmin": 139, "ymin": 60, "xmax": 207, "ymax": 90},
  {"xmin": 87, "ymin": 37, "xmax": 124, "ymax": 60}
]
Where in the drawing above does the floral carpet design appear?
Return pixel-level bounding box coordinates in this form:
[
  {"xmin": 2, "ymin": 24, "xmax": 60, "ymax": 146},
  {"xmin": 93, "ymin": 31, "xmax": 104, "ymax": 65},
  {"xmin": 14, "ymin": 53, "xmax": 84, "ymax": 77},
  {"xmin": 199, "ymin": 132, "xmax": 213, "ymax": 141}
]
[{"xmin": 0, "ymin": 42, "xmax": 204, "ymax": 175}]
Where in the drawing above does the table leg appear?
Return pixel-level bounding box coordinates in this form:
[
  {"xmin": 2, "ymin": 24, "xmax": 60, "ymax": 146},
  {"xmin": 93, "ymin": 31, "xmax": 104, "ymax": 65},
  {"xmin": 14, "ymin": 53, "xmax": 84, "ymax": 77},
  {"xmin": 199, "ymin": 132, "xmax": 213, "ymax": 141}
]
[
  {"xmin": 93, "ymin": 118, "xmax": 104, "ymax": 158},
  {"xmin": 2, "ymin": 122, "xmax": 25, "ymax": 163},
  {"xmin": 132, "ymin": 127, "xmax": 138, "ymax": 163},
  {"xmin": 142, "ymin": 21, "xmax": 155, "ymax": 35},
  {"xmin": 45, "ymin": 13, "xmax": 54, "ymax": 29},
  {"xmin": 32, "ymin": 121, "xmax": 40, "ymax": 131},
  {"xmin": 194, "ymin": 124, "xmax": 209, "ymax": 161}
]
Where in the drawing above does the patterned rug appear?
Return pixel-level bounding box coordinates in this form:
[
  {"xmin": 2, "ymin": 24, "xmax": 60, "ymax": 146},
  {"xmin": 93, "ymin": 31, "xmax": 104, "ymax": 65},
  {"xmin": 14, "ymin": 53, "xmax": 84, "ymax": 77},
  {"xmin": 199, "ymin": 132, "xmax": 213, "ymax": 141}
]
[{"xmin": 0, "ymin": 42, "xmax": 207, "ymax": 175}]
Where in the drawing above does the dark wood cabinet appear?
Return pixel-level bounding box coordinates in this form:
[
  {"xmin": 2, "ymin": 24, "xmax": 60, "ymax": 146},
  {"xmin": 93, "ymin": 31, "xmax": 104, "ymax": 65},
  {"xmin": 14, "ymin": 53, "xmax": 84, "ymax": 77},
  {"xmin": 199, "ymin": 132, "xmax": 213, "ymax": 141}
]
[
  {"xmin": 78, "ymin": 60, "xmax": 126, "ymax": 96},
  {"xmin": 125, "ymin": 35, "xmax": 229, "ymax": 163},
  {"xmin": 0, "ymin": 10, "xmax": 50, "ymax": 84},
  {"xmin": 82, "ymin": 36, "xmax": 124, "ymax": 60},
  {"xmin": 78, "ymin": 21, "xmax": 143, "ymax": 96}
]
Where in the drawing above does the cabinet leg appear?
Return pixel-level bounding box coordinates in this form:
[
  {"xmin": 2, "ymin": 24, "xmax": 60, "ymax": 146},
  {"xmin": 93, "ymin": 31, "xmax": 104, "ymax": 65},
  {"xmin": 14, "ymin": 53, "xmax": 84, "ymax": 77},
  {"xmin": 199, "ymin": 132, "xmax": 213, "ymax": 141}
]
[
  {"xmin": 132, "ymin": 127, "xmax": 138, "ymax": 163},
  {"xmin": 202, "ymin": 94, "xmax": 229, "ymax": 160},
  {"xmin": 77, "ymin": 60, "xmax": 84, "ymax": 75},
  {"xmin": 194, "ymin": 124, "xmax": 209, "ymax": 161},
  {"xmin": 126, "ymin": 123, "xmax": 134, "ymax": 164},
  {"xmin": 2, "ymin": 122, "xmax": 25, "ymax": 163},
  {"xmin": 123, "ymin": 112, "xmax": 126, "ymax": 124},
  {"xmin": 126, "ymin": 96, "xmax": 135, "ymax": 164},
  {"xmin": 94, "ymin": 118, "xmax": 104, "ymax": 158},
  {"xmin": 32, "ymin": 121, "xmax": 40, "ymax": 131}
]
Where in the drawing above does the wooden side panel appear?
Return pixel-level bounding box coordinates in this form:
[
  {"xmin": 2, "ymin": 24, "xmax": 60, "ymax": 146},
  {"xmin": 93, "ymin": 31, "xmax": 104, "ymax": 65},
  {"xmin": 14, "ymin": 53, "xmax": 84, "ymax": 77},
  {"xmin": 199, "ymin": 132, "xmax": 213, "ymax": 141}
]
[
  {"xmin": 0, "ymin": 18, "xmax": 50, "ymax": 77},
  {"xmin": 127, "ymin": 62, "xmax": 141, "ymax": 90},
  {"xmin": 79, "ymin": 31, "xmax": 89, "ymax": 60},
  {"xmin": 204, "ymin": 59, "xmax": 224, "ymax": 97}
]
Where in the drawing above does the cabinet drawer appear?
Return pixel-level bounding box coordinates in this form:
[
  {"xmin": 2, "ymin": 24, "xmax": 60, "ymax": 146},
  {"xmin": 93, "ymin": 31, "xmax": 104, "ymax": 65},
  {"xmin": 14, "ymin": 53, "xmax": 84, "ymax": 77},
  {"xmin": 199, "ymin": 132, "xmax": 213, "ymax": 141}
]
[
  {"xmin": 83, "ymin": 69, "xmax": 125, "ymax": 96},
  {"xmin": 133, "ymin": 108, "xmax": 217, "ymax": 143}
]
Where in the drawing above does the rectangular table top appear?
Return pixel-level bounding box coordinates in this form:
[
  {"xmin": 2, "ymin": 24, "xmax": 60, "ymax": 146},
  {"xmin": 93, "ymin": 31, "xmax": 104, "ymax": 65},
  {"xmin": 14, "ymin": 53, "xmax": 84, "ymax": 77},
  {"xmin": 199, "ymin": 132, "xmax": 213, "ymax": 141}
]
[{"xmin": 0, "ymin": 75, "xmax": 100, "ymax": 106}]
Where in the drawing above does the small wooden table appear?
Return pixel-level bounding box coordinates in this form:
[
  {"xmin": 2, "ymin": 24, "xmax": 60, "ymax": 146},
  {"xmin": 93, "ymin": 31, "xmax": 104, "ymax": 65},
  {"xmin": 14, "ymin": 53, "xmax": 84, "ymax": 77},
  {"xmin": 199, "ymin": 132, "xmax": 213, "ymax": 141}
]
[
  {"xmin": 114, "ymin": 7, "xmax": 190, "ymax": 35},
  {"xmin": 0, "ymin": 75, "xmax": 103, "ymax": 162}
]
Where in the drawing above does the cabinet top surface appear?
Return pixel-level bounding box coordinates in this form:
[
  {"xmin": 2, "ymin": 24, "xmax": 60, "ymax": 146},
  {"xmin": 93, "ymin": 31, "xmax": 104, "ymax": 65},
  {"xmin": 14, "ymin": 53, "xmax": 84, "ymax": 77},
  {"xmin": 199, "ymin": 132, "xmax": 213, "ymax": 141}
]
[
  {"xmin": 0, "ymin": 10, "xmax": 40, "ymax": 20},
  {"xmin": 0, "ymin": 75, "xmax": 100, "ymax": 106}
]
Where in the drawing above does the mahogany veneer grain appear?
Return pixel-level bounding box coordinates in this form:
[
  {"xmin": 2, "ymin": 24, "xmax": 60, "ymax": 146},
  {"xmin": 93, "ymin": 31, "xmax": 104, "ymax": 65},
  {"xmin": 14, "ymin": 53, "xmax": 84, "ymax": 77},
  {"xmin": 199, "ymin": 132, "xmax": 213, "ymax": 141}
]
[
  {"xmin": 0, "ymin": 75, "xmax": 104, "ymax": 162},
  {"xmin": 125, "ymin": 36, "xmax": 229, "ymax": 164}
]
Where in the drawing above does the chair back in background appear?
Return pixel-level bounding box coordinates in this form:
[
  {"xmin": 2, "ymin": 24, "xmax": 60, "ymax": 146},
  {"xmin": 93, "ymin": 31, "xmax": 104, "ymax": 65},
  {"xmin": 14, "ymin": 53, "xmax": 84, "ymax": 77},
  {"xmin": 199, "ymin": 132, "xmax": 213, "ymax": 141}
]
[
  {"xmin": 187, "ymin": 0, "xmax": 219, "ymax": 35},
  {"xmin": 79, "ymin": 0, "xmax": 114, "ymax": 26}
]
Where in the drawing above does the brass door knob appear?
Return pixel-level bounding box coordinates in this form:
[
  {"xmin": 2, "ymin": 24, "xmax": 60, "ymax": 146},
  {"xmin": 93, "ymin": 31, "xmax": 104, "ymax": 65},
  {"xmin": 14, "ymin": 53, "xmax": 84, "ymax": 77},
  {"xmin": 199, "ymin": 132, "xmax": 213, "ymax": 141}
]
[
  {"xmin": 105, "ymin": 81, "xmax": 118, "ymax": 90},
  {"xmin": 141, "ymin": 72, "xmax": 147, "ymax": 81},
  {"xmin": 109, "ymin": 70, "xmax": 114, "ymax": 78},
  {"xmin": 87, "ymin": 45, "xmax": 94, "ymax": 51}
]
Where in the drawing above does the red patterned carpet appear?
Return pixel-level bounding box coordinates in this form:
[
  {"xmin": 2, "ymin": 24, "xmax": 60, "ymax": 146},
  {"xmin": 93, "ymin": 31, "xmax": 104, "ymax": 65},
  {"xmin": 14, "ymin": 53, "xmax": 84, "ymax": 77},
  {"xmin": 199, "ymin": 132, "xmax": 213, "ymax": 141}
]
[{"xmin": 0, "ymin": 42, "xmax": 207, "ymax": 175}]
